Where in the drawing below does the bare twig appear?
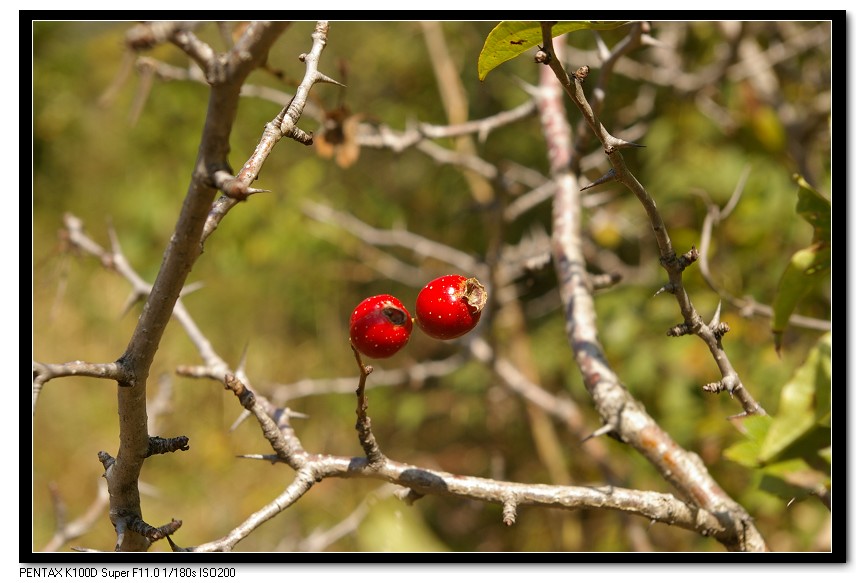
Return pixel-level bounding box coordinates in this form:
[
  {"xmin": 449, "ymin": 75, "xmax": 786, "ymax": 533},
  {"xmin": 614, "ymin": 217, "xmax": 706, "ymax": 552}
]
[
  {"xmin": 40, "ymin": 481, "xmax": 110, "ymax": 552},
  {"xmin": 468, "ymin": 338, "xmax": 584, "ymax": 434},
  {"xmin": 302, "ymin": 200, "xmax": 484, "ymax": 277},
  {"xmin": 32, "ymin": 361, "xmax": 124, "ymax": 402},
  {"xmin": 224, "ymin": 373, "xmax": 307, "ymax": 468},
  {"xmin": 266, "ymin": 353, "xmax": 466, "ymax": 400},
  {"xmin": 354, "ymin": 100, "xmax": 536, "ymax": 152},
  {"xmin": 351, "ymin": 346, "xmax": 387, "ymax": 467}
]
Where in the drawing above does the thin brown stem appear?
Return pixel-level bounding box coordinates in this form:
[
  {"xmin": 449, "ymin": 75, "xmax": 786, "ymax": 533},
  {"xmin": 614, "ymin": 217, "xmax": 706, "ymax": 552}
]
[{"xmin": 351, "ymin": 346, "xmax": 386, "ymax": 468}]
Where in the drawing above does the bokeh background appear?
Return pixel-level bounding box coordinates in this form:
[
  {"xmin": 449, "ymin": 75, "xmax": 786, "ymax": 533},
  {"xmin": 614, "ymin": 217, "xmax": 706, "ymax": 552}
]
[{"xmin": 32, "ymin": 21, "xmax": 831, "ymax": 552}]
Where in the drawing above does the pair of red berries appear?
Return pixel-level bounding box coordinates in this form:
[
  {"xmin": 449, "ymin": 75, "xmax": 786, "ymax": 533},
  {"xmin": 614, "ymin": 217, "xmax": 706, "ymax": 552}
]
[{"xmin": 349, "ymin": 275, "xmax": 488, "ymax": 359}]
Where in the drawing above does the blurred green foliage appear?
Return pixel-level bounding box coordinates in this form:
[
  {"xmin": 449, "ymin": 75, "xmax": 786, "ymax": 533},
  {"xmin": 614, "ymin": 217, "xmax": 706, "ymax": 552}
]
[{"xmin": 32, "ymin": 21, "xmax": 831, "ymax": 552}]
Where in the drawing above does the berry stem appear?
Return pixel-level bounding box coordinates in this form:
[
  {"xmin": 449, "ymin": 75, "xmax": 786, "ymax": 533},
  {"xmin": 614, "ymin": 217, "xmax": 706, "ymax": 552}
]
[{"xmin": 351, "ymin": 345, "xmax": 386, "ymax": 467}]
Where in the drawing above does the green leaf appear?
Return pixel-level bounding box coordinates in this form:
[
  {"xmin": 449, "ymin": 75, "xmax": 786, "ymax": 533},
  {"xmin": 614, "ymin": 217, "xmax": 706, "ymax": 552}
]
[
  {"xmin": 760, "ymin": 333, "xmax": 831, "ymax": 464},
  {"xmin": 771, "ymin": 175, "xmax": 831, "ymax": 351},
  {"xmin": 723, "ymin": 414, "xmax": 773, "ymax": 468},
  {"xmin": 794, "ymin": 174, "xmax": 831, "ymax": 243},
  {"xmin": 478, "ymin": 21, "xmax": 630, "ymax": 81}
]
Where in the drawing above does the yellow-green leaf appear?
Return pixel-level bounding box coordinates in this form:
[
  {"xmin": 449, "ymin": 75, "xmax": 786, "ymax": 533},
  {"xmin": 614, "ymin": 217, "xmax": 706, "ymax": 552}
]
[
  {"xmin": 760, "ymin": 333, "xmax": 831, "ymax": 464},
  {"xmin": 478, "ymin": 21, "xmax": 630, "ymax": 81},
  {"xmin": 771, "ymin": 175, "xmax": 831, "ymax": 351}
]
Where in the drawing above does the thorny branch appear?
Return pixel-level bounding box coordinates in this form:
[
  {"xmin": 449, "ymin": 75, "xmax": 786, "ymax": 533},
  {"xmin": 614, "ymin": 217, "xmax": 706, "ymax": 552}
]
[
  {"xmin": 538, "ymin": 27, "xmax": 767, "ymax": 551},
  {"xmin": 33, "ymin": 21, "xmax": 313, "ymax": 552},
  {"xmin": 185, "ymin": 373, "xmax": 728, "ymax": 552},
  {"xmin": 541, "ymin": 23, "xmax": 765, "ymax": 417},
  {"xmin": 203, "ymin": 21, "xmax": 333, "ymax": 244},
  {"xmin": 45, "ymin": 206, "xmax": 735, "ymax": 552},
  {"xmin": 35, "ymin": 21, "xmax": 828, "ymax": 552}
]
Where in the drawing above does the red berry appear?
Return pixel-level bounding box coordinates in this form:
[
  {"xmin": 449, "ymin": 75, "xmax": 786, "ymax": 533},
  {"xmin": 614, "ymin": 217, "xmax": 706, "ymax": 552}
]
[
  {"xmin": 349, "ymin": 294, "xmax": 413, "ymax": 359},
  {"xmin": 415, "ymin": 275, "xmax": 488, "ymax": 340}
]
